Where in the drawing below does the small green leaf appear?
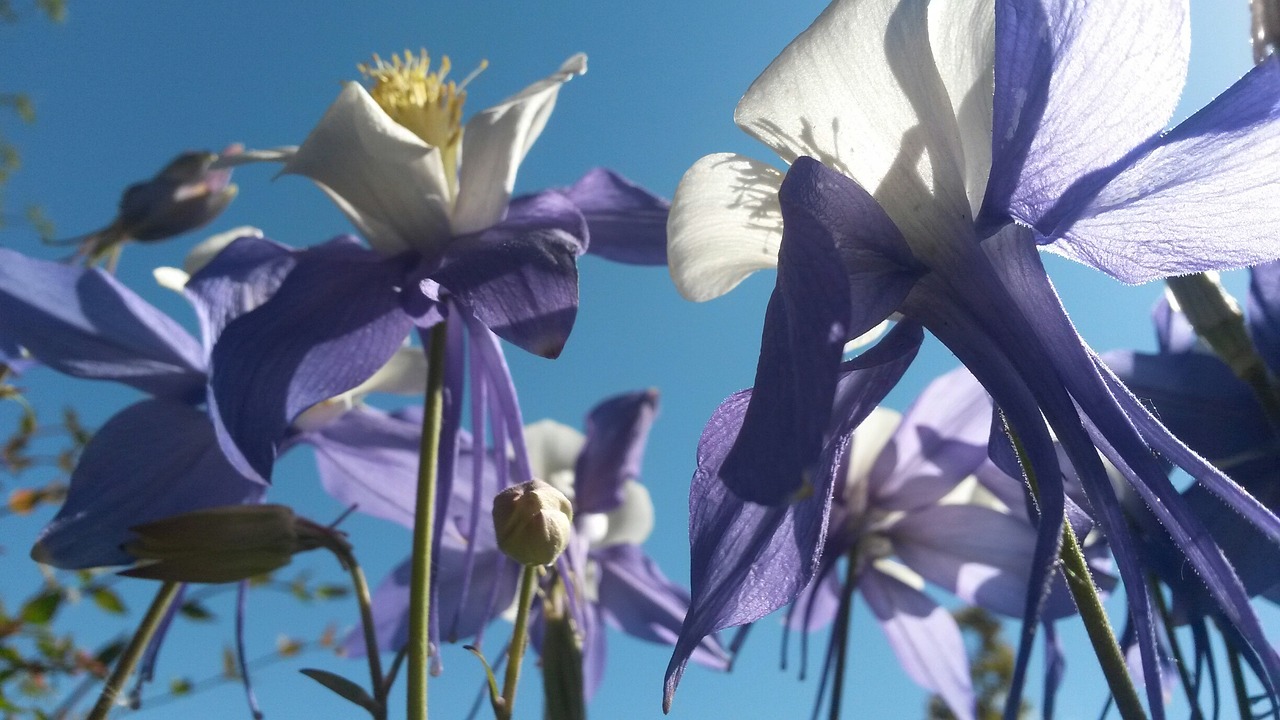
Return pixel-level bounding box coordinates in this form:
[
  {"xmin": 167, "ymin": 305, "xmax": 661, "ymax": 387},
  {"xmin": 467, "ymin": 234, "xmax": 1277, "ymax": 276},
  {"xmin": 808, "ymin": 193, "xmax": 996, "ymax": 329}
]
[
  {"xmin": 19, "ymin": 591, "xmax": 62, "ymax": 625},
  {"xmin": 178, "ymin": 600, "xmax": 215, "ymax": 621},
  {"xmin": 169, "ymin": 677, "xmax": 192, "ymax": 695},
  {"xmin": 314, "ymin": 584, "xmax": 349, "ymax": 600},
  {"xmin": 299, "ymin": 668, "xmax": 379, "ymax": 715},
  {"xmin": 463, "ymin": 645, "xmax": 503, "ymax": 714},
  {"xmin": 89, "ymin": 587, "xmax": 126, "ymax": 615}
]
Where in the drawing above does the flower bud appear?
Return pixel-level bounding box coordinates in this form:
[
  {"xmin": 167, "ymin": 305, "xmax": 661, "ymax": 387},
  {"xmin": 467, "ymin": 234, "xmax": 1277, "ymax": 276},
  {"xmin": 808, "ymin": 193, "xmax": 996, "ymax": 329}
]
[
  {"xmin": 122, "ymin": 504, "xmax": 334, "ymax": 583},
  {"xmin": 492, "ymin": 480, "xmax": 573, "ymax": 567}
]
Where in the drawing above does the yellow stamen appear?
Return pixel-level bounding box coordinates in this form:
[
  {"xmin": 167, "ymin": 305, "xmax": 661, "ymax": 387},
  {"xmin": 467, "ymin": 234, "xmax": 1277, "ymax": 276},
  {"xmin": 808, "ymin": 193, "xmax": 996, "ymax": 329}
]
[{"xmin": 357, "ymin": 49, "xmax": 487, "ymax": 194}]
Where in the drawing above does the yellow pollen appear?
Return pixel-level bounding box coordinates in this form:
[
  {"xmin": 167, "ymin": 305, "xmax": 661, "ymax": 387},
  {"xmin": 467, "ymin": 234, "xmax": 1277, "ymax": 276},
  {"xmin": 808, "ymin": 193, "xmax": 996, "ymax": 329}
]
[{"xmin": 358, "ymin": 49, "xmax": 487, "ymax": 193}]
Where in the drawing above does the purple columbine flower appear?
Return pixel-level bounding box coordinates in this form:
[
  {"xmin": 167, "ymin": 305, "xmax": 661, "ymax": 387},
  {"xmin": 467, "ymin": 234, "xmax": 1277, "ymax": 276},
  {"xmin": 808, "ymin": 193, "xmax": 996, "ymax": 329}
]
[
  {"xmin": 665, "ymin": 0, "xmax": 1280, "ymax": 713},
  {"xmin": 330, "ymin": 390, "xmax": 730, "ymax": 692}
]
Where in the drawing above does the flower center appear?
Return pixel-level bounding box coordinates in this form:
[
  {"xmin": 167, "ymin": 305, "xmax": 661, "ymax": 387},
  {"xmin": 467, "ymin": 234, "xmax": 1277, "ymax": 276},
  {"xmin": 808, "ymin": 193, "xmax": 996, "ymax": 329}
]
[{"xmin": 358, "ymin": 49, "xmax": 486, "ymax": 193}]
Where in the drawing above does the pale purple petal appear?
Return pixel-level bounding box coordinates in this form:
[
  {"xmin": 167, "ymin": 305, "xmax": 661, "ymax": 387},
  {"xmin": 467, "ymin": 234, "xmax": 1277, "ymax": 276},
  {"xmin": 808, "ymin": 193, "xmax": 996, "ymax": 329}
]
[
  {"xmin": 981, "ymin": 0, "xmax": 1188, "ymax": 232},
  {"xmin": 32, "ymin": 399, "xmax": 264, "ymax": 569},
  {"xmin": 208, "ymin": 238, "xmax": 415, "ymax": 481},
  {"xmin": 1249, "ymin": 260, "xmax": 1280, "ymax": 376},
  {"xmin": 302, "ymin": 406, "xmax": 422, "ymax": 529},
  {"xmin": 432, "ymin": 191, "xmax": 586, "ymax": 359},
  {"xmin": 574, "ymin": 389, "xmax": 659, "ymax": 514},
  {"xmin": 1045, "ymin": 59, "xmax": 1280, "ymax": 282},
  {"xmin": 0, "ymin": 248, "xmax": 206, "ymax": 400},
  {"xmin": 560, "ymin": 168, "xmax": 669, "ymax": 265},
  {"xmin": 860, "ymin": 568, "xmax": 974, "ymax": 720},
  {"xmin": 595, "ymin": 544, "xmax": 730, "ymax": 670}
]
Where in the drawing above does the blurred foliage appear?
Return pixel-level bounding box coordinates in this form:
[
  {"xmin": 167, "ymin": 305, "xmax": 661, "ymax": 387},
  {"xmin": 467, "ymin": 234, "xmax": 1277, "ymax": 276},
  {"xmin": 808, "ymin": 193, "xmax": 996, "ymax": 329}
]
[
  {"xmin": 0, "ymin": 0, "xmax": 63, "ymax": 239},
  {"xmin": 927, "ymin": 607, "xmax": 1030, "ymax": 720}
]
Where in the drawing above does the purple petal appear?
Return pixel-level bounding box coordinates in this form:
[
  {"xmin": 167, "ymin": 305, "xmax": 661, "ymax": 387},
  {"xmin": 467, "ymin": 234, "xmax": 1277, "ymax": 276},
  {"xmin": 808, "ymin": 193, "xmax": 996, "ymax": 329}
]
[
  {"xmin": 981, "ymin": 0, "xmax": 1188, "ymax": 233},
  {"xmin": 719, "ymin": 158, "xmax": 926, "ymax": 505},
  {"xmin": 183, "ymin": 235, "xmax": 299, "ymax": 353},
  {"xmin": 1046, "ymin": 59, "xmax": 1280, "ymax": 282},
  {"xmin": 1250, "ymin": 260, "xmax": 1280, "ymax": 377},
  {"xmin": 860, "ymin": 568, "xmax": 974, "ymax": 720},
  {"xmin": 1104, "ymin": 350, "xmax": 1273, "ymax": 467},
  {"xmin": 574, "ymin": 389, "xmax": 659, "ymax": 514},
  {"xmin": 1151, "ymin": 295, "xmax": 1200, "ymax": 355},
  {"xmin": 32, "ymin": 399, "xmax": 264, "ymax": 568},
  {"xmin": 0, "ymin": 248, "xmax": 206, "ymax": 400},
  {"xmin": 432, "ymin": 191, "xmax": 586, "ymax": 359},
  {"xmin": 208, "ymin": 238, "xmax": 415, "ymax": 481},
  {"xmin": 302, "ymin": 406, "xmax": 422, "ymax": 530},
  {"xmin": 595, "ymin": 544, "xmax": 730, "ymax": 670},
  {"xmin": 559, "ymin": 168, "xmax": 669, "ymax": 265},
  {"xmin": 664, "ymin": 326, "xmax": 919, "ymax": 710},
  {"xmin": 870, "ymin": 365, "xmax": 991, "ymax": 512}
]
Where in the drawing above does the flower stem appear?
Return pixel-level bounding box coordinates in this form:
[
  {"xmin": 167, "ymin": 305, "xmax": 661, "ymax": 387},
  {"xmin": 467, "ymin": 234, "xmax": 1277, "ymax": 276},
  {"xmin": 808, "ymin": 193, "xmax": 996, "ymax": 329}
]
[
  {"xmin": 88, "ymin": 581, "xmax": 181, "ymax": 720},
  {"xmin": 409, "ymin": 321, "xmax": 449, "ymax": 720},
  {"xmin": 497, "ymin": 565, "xmax": 538, "ymax": 720},
  {"xmin": 1005, "ymin": 421, "xmax": 1146, "ymax": 720},
  {"xmin": 327, "ymin": 541, "xmax": 386, "ymax": 719}
]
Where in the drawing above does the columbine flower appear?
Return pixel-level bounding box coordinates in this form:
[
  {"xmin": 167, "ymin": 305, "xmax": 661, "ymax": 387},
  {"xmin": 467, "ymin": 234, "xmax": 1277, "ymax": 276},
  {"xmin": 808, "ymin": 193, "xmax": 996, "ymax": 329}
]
[
  {"xmin": 58, "ymin": 145, "xmax": 241, "ymax": 269},
  {"xmin": 206, "ymin": 49, "xmax": 670, "ymax": 487},
  {"xmin": 666, "ymin": 0, "xmax": 1280, "ymax": 710}
]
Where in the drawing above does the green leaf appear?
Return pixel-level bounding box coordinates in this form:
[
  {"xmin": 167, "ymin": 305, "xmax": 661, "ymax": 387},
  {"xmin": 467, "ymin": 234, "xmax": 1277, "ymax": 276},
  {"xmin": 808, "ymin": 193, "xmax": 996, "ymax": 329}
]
[
  {"xmin": 89, "ymin": 587, "xmax": 126, "ymax": 615},
  {"xmin": 299, "ymin": 668, "xmax": 379, "ymax": 715},
  {"xmin": 314, "ymin": 584, "xmax": 350, "ymax": 600},
  {"xmin": 19, "ymin": 590, "xmax": 62, "ymax": 625},
  {"xmin": 178, "ymin": 600, "xmax": 215, "ymax": 621},
  {"xmin": 169, "ymin": 677, "xmax": 192, "ymax": 695},
  {"xmin": 463, "ymin": 645, "xmax": 503, "ymax": 715}
]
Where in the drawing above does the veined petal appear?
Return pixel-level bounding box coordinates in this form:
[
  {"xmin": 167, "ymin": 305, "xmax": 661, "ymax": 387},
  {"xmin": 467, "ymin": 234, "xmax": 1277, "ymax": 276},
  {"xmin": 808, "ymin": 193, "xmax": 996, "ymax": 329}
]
[
  {"xmin": 981, "ymin": 0, "xmax": 1189, "ymax": 232},
  {"xmin": 667, "ymin": 153, "xmax": 784, "ymax": 302},
  {"xmin": 433, "ymin": 191, "xmax": 586, "ymax": 359},
  {"xmin": 860, "ymin": 568, "xmax": 975, "ymax": 720},
  {"xmin": 927, "ymin": 0, "xmax": 996, "ymax": 216},
  {"xmin": 562, "ymin": 168, "xmax": 670, "ymax": 265},
  {"xmin": 735, "ymin": 0, "xmax": 972, "ymax": 249},
  {"xmin": 302, "ymin": 406, "xmax": 421, "ymax": 529},
  {"xmin": 182, "ymin": 235, "xmax": 299, "ymax": 354},
  {"xmin": 283, "ymin": 82, "xmax": 451, "ymax": 257},
  {"xmin": 574, "ymin": 389, "xmax": 659, "ymax": 514},
  {"xmin": 1046, "ymin": 59, "xmax": 1280, "ymax": 282},
  {"xmin": 32, "ymin": 399, "xmax": 264, "ymax": 569},
  {"xmin": 452, "ymin": 54, "xmax": 588, "ymax": 234},
  {"xmin": 596, "ymin": 544, "xmax": 731, "ymax": 669},
  {"xmin": 208, "ymin": 238, "xmax": 415, "ymax": 482},
  {"xmin": 0, "ymin": 248, "xmax": 206, "ymax": 401}
]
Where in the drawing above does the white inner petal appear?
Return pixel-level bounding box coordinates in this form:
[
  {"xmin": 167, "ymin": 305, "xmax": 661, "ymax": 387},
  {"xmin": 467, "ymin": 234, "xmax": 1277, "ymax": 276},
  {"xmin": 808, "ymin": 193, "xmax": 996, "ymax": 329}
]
[
  {"xmin": 927, "ymin": 0, "xmax": 996, "ymax": 216},
  {"xmin": 595, "ymin": 480, "xmax": 656, "ymax": 548},
  {"xmin": 523, "ymin": 419, "xmax": 586, "ymax": 486}
]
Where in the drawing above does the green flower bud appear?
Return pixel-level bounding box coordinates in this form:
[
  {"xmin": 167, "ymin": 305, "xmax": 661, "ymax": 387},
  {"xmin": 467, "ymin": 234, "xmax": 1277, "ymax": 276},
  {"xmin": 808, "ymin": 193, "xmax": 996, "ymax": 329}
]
[
  {"xmin": 492, "ymin": 480, "xmax": 573, "ymax": 567},
  {"xmin": 122, "ymin": 504, "xmax": 335, "ymax": 583}
]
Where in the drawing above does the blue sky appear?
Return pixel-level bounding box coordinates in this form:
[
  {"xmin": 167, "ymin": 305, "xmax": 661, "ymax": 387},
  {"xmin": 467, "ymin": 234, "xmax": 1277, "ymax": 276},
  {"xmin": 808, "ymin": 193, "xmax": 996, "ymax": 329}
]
[{"xmin": 0, "ymin": 1, "xmax": 1271, "ymax": 718}]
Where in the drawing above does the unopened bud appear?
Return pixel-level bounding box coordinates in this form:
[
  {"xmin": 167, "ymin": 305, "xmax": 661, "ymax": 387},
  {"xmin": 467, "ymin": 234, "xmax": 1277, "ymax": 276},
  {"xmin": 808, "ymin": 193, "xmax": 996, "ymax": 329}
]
[
  {"xmin": 492, "ymin": 480, "xmax": 573, "ymax": 566},
  {"xmin": 122, "ymin": 504, "xmax": 333, "ymax": 583}
]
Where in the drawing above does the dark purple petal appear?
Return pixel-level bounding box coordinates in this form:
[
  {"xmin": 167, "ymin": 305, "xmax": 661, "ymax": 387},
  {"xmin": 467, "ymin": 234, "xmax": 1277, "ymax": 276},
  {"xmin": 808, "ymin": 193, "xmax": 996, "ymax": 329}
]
[
  {"xmin": 432, "ymin": 191, "xmax": 586, "ymax": 359},
  {"xmin": 595, "ymin": 544, "xmax": 730, "ymax": 670},
  {"xmin": 183, "ymin": 235, "xmax": 299, "ymax": 352},
  {"xmin": 574, "ymin": 389, "xmax": 659, "ymax": 514},
  {"xmin": 664, "ymin": 327, "xmax": 919, "ymax": 711},
  {"xmin": 1104, "ymin": 349, "xmax": 1273, "ymax": 467},
  {"xmin": 722, "ymin": 157, "xmax": 910, "ymax": 505},
  {"xmin": 1250, "ymin": 260, "xmax": 1280, "ymax": 376},
  {"xmin": 870, "ymin": 365, "xmax": 991, "ymax": 512},
  {"xmin": 860, "ymin": 568, "xmax": 974, "ymax": 720},
  {"xmin": 1151, "ymin": 295, "xmax": 1199, "ymax": 355},
  {"xmin": 0, "ymin": 248, "xmax": 206, "ymax": 400},
  {"xmin": 559, "ymin": 168, "xmax": 669, "ymax": 265},
  {"xmin": 1046, "ymin": 59, "xmax": 1280, "ymax": 282},
  {"xmin": 980, "ymin": 0, "xmax": 1188, "ymax": 233},
  {"xmin": 32, "ymin": 399, "xmax": 264, "ymax": 569},
  {"xmin": 208, "ymin": 238, "xmax": 415, "ymax": 481}
]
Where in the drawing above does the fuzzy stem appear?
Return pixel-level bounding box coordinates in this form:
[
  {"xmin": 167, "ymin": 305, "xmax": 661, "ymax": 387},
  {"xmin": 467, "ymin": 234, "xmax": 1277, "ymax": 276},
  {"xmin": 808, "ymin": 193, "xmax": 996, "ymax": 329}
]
[
  {"xmin": 329, "ymin": 542, "xmax": 386, "ymax": 719},
  {"xmin": 408, "ymin": 322, "xmax": 449, "ymax": 720},
  {"xmin": 497, "ymin": 565, "xmax": 539, "ymax": 720},
  {"xmin": 88, "ymin": 581, "xmax": 181, "ymax": 720}
]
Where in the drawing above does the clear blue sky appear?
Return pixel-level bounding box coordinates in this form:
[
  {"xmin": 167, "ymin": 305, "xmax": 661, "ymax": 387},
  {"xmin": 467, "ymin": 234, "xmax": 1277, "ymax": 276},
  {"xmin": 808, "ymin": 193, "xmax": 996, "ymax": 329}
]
[{"xmin": 0, "ymin": 1, "xmax": 1273, "ymax": 718}]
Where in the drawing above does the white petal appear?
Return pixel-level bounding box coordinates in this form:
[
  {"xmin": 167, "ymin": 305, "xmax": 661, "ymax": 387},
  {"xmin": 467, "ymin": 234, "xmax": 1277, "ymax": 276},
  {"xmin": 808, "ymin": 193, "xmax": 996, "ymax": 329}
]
[
  {"xmin": 927, "ymin": 0, "xmax": 995, "ymax": 216},
  {"xmin": 842, "ymin": 406, "xmax": 902, "ymax": 507},
  {"xmin": 667, "ymin": 153, "xmax": 784, "ymax": 302},
  {"xmin": 153, "ymin": 266, "xmax": 189, "ymax": 293},
  {"xmin": 183, "ymin": 226, "xmax": 265, "ymax": 276},
  {"xmin": 208, "ymin": 147, "xmax": 298, "ymax": 170},
  {"xmin": 596, "ymin": 481, "xmax": 656, "ymax": 548},
  {"xmin": 283, "ymin": 82, "xmax": 452, "ymax": 257},
  {"xmin": 452, "ymin": 54, "xmax": 588, "ymax": 234},
  {"xmin": 734, "ymin": 0, "xmax": 972, "ymax": 249},
  {"xmin": 523, "ymin": 418, "xmax": 585, "ymax": 484},
  {"xmin": 344, "ymin": 345, "xmax": 428, "ymax": 399}
]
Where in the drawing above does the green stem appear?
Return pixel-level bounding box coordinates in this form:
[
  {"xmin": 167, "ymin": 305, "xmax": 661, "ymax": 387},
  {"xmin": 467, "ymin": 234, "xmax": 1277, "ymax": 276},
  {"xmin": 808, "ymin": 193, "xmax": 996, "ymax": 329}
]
[
  {"xmin": 408, "ymin": 322, "xmax": 449, "ymax": 720},
  {"xmin": 330, "ymin": 542, "xmax": 386, "ymax": 719},
  {"xmin": 1226, "ymin": 640, "xmax": 1252, "ymax": 720},
  {"xmin": 88, "ymin": 581, "xmax": 181, "ymax": 720},
  {"xmin": 1004, "ymin": 418, "xmax": 1147, "ymax": 720},
  {"xmin": 497, "ymin": 565, "xmax": 538, "ymax": 720}
]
